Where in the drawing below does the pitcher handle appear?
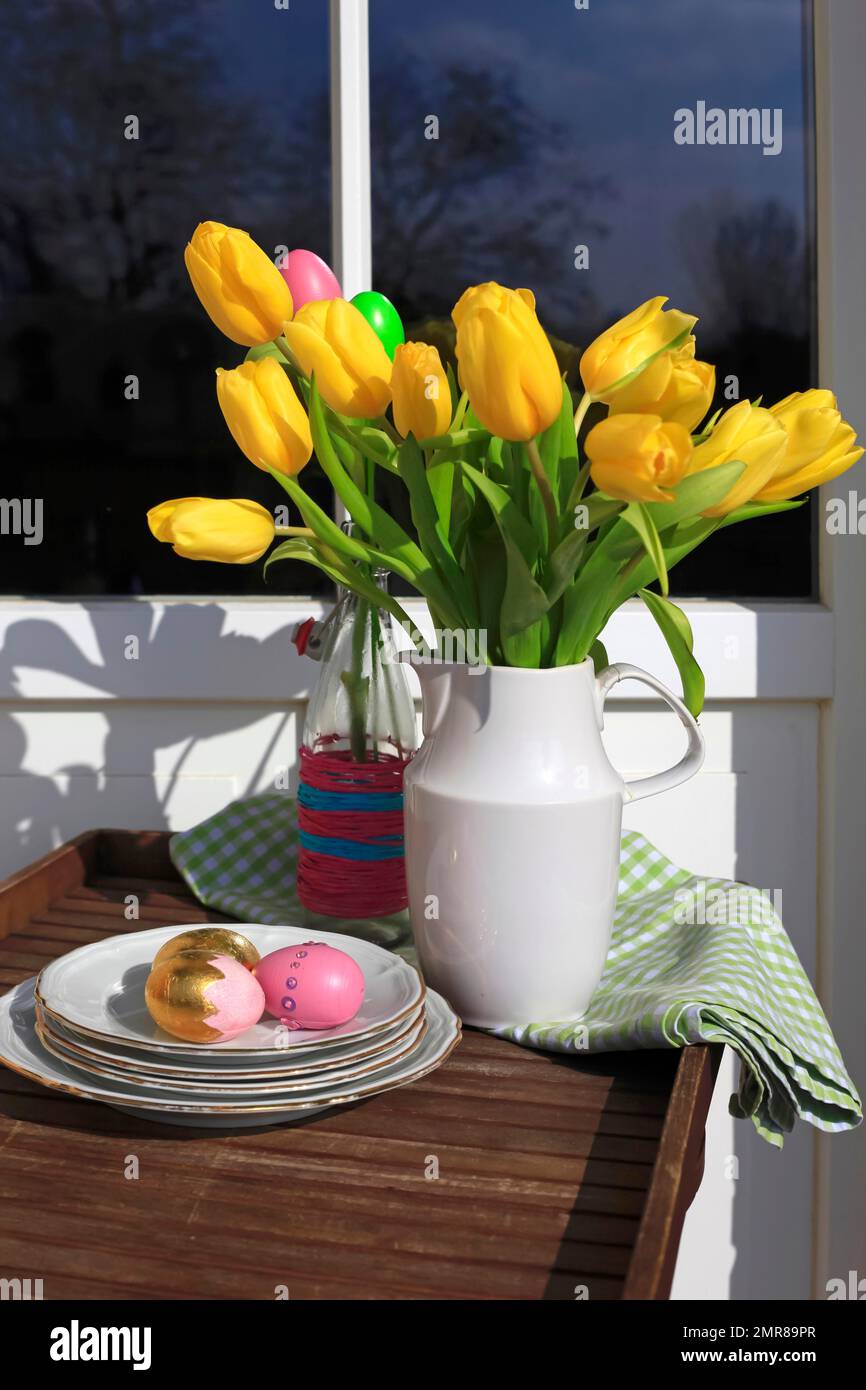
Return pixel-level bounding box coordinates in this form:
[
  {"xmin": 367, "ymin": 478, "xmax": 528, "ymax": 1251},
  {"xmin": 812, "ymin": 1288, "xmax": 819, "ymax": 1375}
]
[{"xmin": 595, "ymin": 662, "xmax": 705, "ymax": 803}]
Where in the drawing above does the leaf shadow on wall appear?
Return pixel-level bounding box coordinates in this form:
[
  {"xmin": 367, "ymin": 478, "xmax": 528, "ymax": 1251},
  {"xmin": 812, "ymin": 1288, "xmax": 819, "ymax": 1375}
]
[{"xmin": 0, "ymin": 603, "xmax": 300, "ymax": 876}]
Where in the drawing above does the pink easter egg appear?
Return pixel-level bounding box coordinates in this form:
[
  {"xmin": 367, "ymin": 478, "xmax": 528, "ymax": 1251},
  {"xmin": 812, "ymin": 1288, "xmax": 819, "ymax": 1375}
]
[
  {"xmin": 279, "ymin": 249, "xmax": 342, "ymax": 312},
  {"xmin": 255, "ymin": 942, "xmax": 365, "ymax": 1031}
]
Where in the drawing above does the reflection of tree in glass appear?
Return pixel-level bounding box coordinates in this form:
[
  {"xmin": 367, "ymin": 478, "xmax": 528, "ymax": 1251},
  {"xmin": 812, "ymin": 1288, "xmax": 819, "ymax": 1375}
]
[
  {"xmin": 0, "ymin": 0, "xmax": 329, "ymax": 305},
  {"xmin": 671, "ymin": 195, "xmax": 812, "ymax": 599},
  {"xmin": 679, "ymin": 198, "xmax": 810, "ymax": 344},
  {"xmin": 371, "ymin": 56, "xmax": 608, "ymax": 338},
  {"xmin": 0, "ymin": 0, "xmax": 332, "ymax": 597}
]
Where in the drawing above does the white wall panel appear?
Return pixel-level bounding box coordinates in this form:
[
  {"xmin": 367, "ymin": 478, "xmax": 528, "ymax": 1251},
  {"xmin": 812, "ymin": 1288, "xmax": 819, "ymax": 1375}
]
[
  {"xmin": 605, "ymin": 702, "xmax": 819, "ymax": 1300},
  {"xmin": 0, "ymin": 703, "xmax": 306, "ymax": 878}
]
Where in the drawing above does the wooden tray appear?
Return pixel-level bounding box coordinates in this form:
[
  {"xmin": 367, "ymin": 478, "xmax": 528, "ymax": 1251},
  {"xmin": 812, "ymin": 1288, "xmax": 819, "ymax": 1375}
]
[{"xmin": 0, "ymin": 829, "xmax": 720, "ymax": 1300}]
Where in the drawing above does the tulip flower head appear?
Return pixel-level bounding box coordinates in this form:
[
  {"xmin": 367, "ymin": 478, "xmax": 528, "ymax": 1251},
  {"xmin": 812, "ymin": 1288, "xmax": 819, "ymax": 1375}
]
[
  {"xmin": 391, "ymin": 341, "xmax": 452, "ymax": 439},
  {"xmin": 754, "ymin": 390, "xmax": 864, "ymax": 501},
  {"xmin": 184, "ymin": 222, "xmax": 294, "ymax": 347},
  {"xmin": 687, "ymin": 401, "xmax": 788, "ymax": 515},
  {"xmin": 580, "ymin": 296, "xmax": 698, "ymax": 400},
  {"xmin": 452, "ymin": 282, "xmax": 562, "ymax": 442},
  {"xmin": 216, "ymin": 356, "xmax": 312, "ymax": 477},
  {"xmin": 147, "ymin": 498, "xmax": 276, "ymax": 563},
  {"xmin": 280, "ymin": 298, "xmax": 393, "ymax": 418},
  {"xmin": 585, "ymin": 413, "xmax": 692, "ymax": 503},
  {"xmin": 608, "ymin": 339, "xmax": 715, "ymax": 433}
]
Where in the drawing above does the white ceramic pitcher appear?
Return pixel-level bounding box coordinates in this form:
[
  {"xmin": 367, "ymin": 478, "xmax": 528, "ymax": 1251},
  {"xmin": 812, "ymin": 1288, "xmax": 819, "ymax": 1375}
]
[{"xmin": 402, "ymin": 658, "xmax": 704, "ymax": 1028}]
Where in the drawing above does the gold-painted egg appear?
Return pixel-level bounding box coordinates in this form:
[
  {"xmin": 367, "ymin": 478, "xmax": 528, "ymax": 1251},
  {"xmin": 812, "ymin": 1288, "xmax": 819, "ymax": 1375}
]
[
  {"xmin": 144, "ymin": 950, "xmax": 265, "ymax": 1043},
  {"xmin": 152, "ymin": 927, "xmax": 260, "ymax": 972}
]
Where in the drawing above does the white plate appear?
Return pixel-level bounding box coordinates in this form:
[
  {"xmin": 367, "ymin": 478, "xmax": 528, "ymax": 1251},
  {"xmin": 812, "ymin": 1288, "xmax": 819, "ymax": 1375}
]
[
  {"xmin": 36, "ymin": 1000, "xmax": 425, "ymax": 1080},
  {"xmin": 36, "ymin": 923, "xmax": 423, "ymax": 1056},
  {"xmin": 36, "ymin": 1011, "xmax": 428, "ymax": 1096},
  {"xmin": 0, "ymin": 979, "xmax": 460, "ymax": 1127}
]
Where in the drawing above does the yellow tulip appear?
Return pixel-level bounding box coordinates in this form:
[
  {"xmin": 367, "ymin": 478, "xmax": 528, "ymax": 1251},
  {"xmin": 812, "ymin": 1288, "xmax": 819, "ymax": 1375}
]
[
  {"xmin": 608, "ymin": 340, "xmax": 715, "ymax": 433},
  {"xmin": 584, "ymin": 414, "xmax": 692, "ymax": 503},
  {"xmin": 687, "ymin": 401, "xmax": 787, "ymax": 515},
  {"xmin": 391, "ymin": 341, "xmax": 452, "ymax": 439},
  {"xmin": 452, "ymin": 281, "xmax": 562, "ymax": 441},
  {"xmin": 216, "ymin": 357, "xmax": 312, "ymax": 477},
  {"xmin": 752, "ymin": 390, "xmax": 864, "ymax": 501},
  {"xmin": 280, "ymin": 298, "xmax": 392, "ymax": 418},
  {"xmin": 580, "ymin": 296, "xmax": 698, "ymax": 399},
  {"xmin": 147, "ymin": 498, "xmax": 275, "ymax": 564},
  {"xmin": 184, "ymin": 222, "xmax": 294, "ymax": 347}
]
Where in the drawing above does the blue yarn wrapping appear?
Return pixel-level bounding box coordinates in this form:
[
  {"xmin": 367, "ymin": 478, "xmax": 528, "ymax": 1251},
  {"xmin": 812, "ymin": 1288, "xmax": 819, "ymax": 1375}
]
[
  {"xmin": 298, "ymin": 830, "xmax": 405, "ymax": 861},
  {"xmin": 297, "ymin": 783, "xmax": 404, "ymax": 813}
]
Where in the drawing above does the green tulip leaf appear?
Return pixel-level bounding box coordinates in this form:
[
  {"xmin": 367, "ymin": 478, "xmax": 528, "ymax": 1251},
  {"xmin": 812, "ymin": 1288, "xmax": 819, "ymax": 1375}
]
[
  {"xmin": 645, "ymin": 459, "xmax": 746, "ymax": 532},
  {"xmin": 467, "ymin": 525, "xmax": 506, "ymax": 661},
  {"xmin": 717, "ymin": 497, "xmax": 807, "ymax": 527},
  {"xmin": 307, "ymin": 377, "xmax": 463, "ymax": 626},
  {"xmin": 556, "ymin": 464, "xmax": 746, "ymax": 663},
  {"xmin": 462, "ymin": 461, "xmax": 550, "ymax": 645},
  {"xmin": 415, "ymin": 427, "xmax": 489, "ymax": 450},
  {"xmin": 265, "ymin": 469, "xmax": 371, "ymax": 567},
  {"xmin": 396, "ymin": 436, "xmax": 477, "ymax": 626},
  {"xmin": 246, "ymin": 341, "xmax": 291, "ymax": 366},
  {"xmin": 460, "ymin": 461, "xmax": 539, "ymax": 566},
  {"xmin": 537, "ymin": 385, "xmax": 567, "ymax": 500},
  {"xmin": 554, "ymin": 379, "xmax": 580, "ymax": 512},
  {"xmin": 328, "ymin": 418, "xmax": 399, "ymax": 473},
  {"xmin": 498, "ymin": 526, "xmax": 550, "ymax": 639},
  {"xmin": 638, "ymin": 588, "xmax": 705, "ymax": 717},
  {"xmin": 589, "ymin": 638, "xmax": 609, "ymax": 675},
  {"xmin": 445, "ymin": 363, "xmax": 460, "ymax": 417},
  {"xmin": 427, "ymin": 455, "xmax": 455, "ymax": 535},
  {"xmin": 502, "ymin": 614, "xmax": 544, "ymax": 667},
  {"xmin": 263, "ymin": 536, "xmax": 414, "ymax": 629},
  {"xmin": 605, "ymin": 516, "xmax": 717, "ymax": 615},
  {"xmin": 621, "ymin": 501, "xmax": 669, "ymax": 596},
  {"xmin": 544, "ymin": 495, "xmax": 623, "ymax": 606}
]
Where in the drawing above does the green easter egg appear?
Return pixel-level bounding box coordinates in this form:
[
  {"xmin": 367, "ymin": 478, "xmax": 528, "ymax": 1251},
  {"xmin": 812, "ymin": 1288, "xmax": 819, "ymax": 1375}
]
[{"xmin": 350, "ymin": 290, "xmax": 405, "ymax": 360}]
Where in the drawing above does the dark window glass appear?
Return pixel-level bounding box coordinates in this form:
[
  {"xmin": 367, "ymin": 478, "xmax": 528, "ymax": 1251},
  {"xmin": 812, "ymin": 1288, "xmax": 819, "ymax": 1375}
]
[
  {"xmin": 371, "ymin": 0, "xmax": 816, "ymax": 599},
  {"xmin": 0, "ymin": 0, "xmax": 332, "ymax": 597}
]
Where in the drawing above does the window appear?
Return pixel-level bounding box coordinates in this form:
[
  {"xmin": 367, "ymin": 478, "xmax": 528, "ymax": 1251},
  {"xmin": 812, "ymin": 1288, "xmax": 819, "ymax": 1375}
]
[
  {"xmin": 370, "ymin": 0, "xmax": 816, "ymax": 598},
  {"xmin": 1, "ymin": 0, "xmax": 816, "ymax": 601},
  {"xmin": 0, "ymin": 0, "xmax": 332, "ymax": 597}
]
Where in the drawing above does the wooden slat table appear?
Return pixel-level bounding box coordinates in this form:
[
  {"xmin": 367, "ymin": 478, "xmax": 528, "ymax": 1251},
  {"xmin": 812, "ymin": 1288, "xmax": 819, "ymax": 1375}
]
[{"xmin": 0, "ymin": 830, "xmax": 720, "ymax": 1300}]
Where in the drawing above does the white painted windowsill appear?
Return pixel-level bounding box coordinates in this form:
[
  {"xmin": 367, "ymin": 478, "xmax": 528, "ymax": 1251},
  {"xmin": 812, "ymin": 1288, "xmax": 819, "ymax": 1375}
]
[{"xmin": 0, "ymin": 597, "xmax": 833, "ymax": 703}]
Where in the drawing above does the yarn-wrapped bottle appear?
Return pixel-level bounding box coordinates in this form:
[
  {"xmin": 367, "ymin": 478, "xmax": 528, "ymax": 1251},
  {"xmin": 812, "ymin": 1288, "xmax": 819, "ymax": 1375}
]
[{"xmin": 294, "ymin": 578, "xmax": 417, "ymax": 919}]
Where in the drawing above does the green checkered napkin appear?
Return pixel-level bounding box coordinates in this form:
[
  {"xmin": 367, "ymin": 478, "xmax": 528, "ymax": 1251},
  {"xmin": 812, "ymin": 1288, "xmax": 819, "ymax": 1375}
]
[{"xmin": 170, "ymin": 790, "xmax": 861, "ymax": 1147}]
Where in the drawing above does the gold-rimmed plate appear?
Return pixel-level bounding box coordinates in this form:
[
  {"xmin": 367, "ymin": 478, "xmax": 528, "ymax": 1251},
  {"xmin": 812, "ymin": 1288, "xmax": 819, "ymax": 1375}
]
[
  {"xmin": 35, "ymin": 1010, "xmax": 428, "ymax": 1096},
  {"xmin": 0, "ymin": 979, "xmax": 460, "ymax": 1128},
  {"xmin": 36, "ymin": 998, "xmax": 425, "ymax": 1080},
  {"xmin": 36, "ymin": 923, "xmax": 424, "ymax": 1057}
]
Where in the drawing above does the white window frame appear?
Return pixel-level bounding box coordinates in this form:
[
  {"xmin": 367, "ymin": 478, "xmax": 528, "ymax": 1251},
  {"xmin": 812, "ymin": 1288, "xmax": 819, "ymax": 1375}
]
[{"xmin": 813, "ymin": 0, "xmax": 866, "ymax": 1298}]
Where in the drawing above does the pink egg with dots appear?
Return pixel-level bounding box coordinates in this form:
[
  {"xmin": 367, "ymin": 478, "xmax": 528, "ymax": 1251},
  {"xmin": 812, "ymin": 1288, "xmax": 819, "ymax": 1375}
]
[
  {"xmin": 256, "ymin": 942, "xmax": 365, "ymax": 1031},
  {"xmin": 279, "ymin": 249, "xmax": 342, "ymax": 312}
]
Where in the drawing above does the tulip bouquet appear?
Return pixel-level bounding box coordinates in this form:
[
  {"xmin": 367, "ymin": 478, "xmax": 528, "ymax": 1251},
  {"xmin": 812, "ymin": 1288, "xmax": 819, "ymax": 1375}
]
[{"xmin": 149, "ymin": 221, "xmax": 863, "ymax": 716}]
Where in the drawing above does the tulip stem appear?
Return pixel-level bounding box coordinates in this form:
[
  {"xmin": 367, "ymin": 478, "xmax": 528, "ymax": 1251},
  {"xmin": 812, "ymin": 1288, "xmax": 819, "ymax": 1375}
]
[
  {"xmin": 573, "ymin": 390, "xmax": 593, "ymax": 439},
  {"xmin": 453, "ymin": 391, "xmax": 469, "ymax": 430},
  {"xmin": 274, "ymin": 525, "xmax": 315, "ymax": 537},
  {"xmin": 377, "ymin": 416, "xmax": 402, "ymax": 445},
  {"xmin": 526, "ymin": 438, "xmax": 559, "ymax": 552},
  {"xmin": 564, "ymin": 461, "xmax": 592, "ymax": 516}
]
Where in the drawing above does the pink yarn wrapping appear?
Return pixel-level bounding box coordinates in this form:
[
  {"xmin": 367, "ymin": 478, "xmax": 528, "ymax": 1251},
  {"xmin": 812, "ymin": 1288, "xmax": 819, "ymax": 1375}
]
[{"xmin": 296, "ymin": 745, "xmax": 413, "ymax": 918}]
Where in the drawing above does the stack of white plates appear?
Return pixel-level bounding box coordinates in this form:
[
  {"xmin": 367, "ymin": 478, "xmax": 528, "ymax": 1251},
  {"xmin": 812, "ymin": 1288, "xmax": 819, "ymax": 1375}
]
[{"xmin": 0, "ymin": 924, "xmax": 461, "ymax": 1127}]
